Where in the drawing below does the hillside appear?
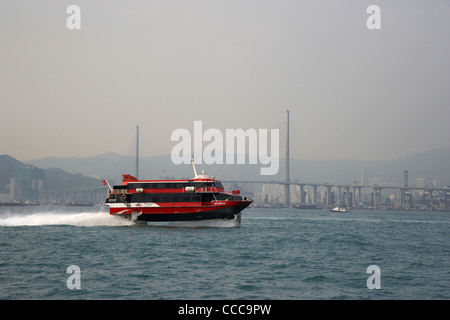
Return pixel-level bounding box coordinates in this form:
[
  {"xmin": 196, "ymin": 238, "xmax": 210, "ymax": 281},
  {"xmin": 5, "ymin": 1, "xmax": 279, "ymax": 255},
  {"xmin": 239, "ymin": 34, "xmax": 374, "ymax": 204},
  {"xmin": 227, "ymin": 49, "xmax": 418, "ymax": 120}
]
[
  {"xmin": 0, "ymin": 155, "xmax": 28, "ymax": 193},
  {"xmin": 0, "ymin": 155, "xmax": 102, "ymax": 195}
]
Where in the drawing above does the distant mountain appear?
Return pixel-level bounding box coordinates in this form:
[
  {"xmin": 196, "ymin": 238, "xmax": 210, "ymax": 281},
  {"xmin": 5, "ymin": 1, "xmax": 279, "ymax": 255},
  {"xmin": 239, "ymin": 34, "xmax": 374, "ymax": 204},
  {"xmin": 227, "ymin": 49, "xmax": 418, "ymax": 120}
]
[
  {"xmin": 373, "ymin": 148, "xmax": 450, "ymax": 186},
  {"xmin": 26, "ymin": 152, "xmax": 260, "ymax": 184},
  {"xmin": 0, "ymin": 155, "xmax": 28, "ymax": 193},
  {"xmin": 0, "ymin": 155, "xmax": 102, "ymax": 195},
  {"xmin": 291, "ymin": 148, "xmax": 450, "ymax": 186},
  {"xmin": 42, "ymin": 168, "xmax": 102, "ymax": 191},
  {"xmin": 27, "ymin": 152, "xmax": 136, "ymax": 184},
  {"xmin": 25, "ymin": 148, "xmax": 450, "ymax": 187}
]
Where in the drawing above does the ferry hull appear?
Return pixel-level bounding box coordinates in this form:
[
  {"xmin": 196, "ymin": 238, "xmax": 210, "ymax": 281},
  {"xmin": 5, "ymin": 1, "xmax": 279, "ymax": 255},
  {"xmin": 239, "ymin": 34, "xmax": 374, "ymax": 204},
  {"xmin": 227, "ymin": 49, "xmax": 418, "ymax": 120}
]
[{"xmin": 110, "ymin": 201, "xmax": 252, "ymax": 222}]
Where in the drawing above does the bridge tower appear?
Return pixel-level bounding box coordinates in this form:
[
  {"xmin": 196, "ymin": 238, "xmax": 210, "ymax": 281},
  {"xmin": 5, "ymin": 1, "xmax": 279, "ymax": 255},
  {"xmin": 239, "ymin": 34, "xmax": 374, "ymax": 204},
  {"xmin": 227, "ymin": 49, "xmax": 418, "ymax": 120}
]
[{"xmin": 285, "ymin": 110, "xmax": 291, "ymax": 206}]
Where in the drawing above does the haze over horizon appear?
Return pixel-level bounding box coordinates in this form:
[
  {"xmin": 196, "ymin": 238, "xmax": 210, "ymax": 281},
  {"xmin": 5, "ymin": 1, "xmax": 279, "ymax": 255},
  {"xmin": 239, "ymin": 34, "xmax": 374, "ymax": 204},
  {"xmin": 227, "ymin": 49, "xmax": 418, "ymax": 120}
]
[
  {"xmin": 18, "ymin": 146, "xmax": 450, "ymax": 164},
  {"xmin": 1, "ymin": 1, "xmax": 449, "ymax": 162}
]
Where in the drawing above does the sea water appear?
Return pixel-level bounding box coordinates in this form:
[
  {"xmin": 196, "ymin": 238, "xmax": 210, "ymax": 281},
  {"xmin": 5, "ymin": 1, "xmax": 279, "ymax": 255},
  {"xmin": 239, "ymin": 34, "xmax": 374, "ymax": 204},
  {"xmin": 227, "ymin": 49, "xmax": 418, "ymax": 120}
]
[{"xmin": 0, "ymin": 206, "xmax": 449, "ymax": 299}]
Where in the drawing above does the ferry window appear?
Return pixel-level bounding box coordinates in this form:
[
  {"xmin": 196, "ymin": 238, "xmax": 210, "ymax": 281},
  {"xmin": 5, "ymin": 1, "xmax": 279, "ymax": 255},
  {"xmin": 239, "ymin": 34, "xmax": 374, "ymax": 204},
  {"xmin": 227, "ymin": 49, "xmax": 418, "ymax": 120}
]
[
  {"xmin": 135, "ymin": 194, "xmax": 146, "ymax": 202},
  {"xmin": 192, "ymin": 196, "xmax": 201, "ymax": 202},
  {"xmin": 214, "ymin": 181, "xmax": 223, "ymax": 188},
  {"xmin": 113, "ymin": 187, "xmax": 126, "ymax": 194},
  {"xmin": 153, "ymin": 196, "xmax": 160, "ymax": 202}
]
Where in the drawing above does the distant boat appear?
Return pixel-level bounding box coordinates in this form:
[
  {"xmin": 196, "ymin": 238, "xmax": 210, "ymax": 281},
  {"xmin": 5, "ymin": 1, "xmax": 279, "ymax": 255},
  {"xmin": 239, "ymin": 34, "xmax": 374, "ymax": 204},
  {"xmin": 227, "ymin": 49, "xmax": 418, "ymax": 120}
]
[{"xmin": 329, "ymin": 206, "xmax": 349, "ymax": 213}]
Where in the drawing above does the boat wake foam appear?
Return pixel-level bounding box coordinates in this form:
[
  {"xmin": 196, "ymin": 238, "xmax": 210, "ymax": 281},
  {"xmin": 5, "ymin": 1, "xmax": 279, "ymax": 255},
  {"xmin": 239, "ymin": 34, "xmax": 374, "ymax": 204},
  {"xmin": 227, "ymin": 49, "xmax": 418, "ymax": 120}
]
[
  {"xmin": 0, "ymin": 211, "xmax": 134, "ymax": 227},
  {"xmin": 0, "ymin": 210, "xmax": 240, "ymax": 228}
]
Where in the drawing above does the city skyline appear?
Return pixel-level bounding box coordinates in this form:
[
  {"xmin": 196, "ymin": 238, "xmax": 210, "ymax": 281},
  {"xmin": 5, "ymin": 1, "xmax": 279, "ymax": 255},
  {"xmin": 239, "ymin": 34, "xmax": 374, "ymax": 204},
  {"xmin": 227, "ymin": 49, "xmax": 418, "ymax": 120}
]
[
  {"xmin": 1, "ymin": 1, "xmax": 450, "ymax": 162},
  {"xmin": 2, "ymin": 151, "xmax": 449, "ymax": 210}
]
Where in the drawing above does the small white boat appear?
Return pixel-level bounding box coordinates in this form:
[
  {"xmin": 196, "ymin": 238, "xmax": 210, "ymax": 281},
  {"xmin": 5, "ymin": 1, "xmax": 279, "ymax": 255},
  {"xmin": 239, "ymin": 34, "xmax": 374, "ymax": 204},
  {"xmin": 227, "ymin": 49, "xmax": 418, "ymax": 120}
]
[{"xmin": 329, "ymin": 206, "xmax": 349, "ymax": 213}]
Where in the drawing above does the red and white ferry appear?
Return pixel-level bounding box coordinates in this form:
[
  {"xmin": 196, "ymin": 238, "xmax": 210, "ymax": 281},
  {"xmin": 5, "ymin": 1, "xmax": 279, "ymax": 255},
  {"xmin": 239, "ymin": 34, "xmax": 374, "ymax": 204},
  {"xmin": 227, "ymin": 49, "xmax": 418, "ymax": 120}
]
[{"xmin": 104, "ymin": 162, "xmax": 252, "ymax": 223}]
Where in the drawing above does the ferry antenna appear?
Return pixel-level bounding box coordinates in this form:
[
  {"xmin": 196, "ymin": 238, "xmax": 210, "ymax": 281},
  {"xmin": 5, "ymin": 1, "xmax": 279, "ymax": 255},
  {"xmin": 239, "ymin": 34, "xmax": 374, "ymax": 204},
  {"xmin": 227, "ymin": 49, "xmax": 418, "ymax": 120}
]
[{"xmin": 191, "ymin": 155, "xmax": 198, "ymax": 177}]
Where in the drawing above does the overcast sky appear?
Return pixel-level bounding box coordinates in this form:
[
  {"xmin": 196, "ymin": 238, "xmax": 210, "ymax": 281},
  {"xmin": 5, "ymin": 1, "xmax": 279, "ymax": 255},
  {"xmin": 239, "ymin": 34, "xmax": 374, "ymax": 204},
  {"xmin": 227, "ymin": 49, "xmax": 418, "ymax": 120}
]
[{"xmin": 1, "ymin": 0, "xmax": 449, "ymax": 162}]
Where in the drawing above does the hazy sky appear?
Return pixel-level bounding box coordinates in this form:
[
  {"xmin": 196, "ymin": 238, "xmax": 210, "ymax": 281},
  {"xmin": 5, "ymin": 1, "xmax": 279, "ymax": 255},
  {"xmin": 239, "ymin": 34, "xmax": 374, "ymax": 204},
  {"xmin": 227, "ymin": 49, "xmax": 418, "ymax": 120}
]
[{"xmin": 1, "ymin": 0, "xmax": 449, "ymax": 162}]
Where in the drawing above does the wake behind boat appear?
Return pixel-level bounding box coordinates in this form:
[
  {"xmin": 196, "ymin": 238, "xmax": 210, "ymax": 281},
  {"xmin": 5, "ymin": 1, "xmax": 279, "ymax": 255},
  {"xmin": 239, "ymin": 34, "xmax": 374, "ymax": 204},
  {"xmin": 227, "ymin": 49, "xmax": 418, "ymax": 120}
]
[{"xmin": 103, "ymin": 160, "xmax": 252, "ymax": 223}]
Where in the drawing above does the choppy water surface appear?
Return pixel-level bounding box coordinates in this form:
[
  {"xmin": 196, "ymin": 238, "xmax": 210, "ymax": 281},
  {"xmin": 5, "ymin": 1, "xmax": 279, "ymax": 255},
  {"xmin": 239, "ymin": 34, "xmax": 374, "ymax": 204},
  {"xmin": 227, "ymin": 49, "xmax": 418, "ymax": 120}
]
[{"xmin": 1, "ymin": 206, "xmax": 449, "ymax": 299}]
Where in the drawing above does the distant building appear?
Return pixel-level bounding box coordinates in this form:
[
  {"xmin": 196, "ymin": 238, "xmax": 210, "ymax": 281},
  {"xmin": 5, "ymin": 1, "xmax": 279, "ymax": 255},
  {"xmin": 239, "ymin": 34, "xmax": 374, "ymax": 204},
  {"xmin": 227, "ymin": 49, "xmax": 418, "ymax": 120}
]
[
  {"xmin": 10, "ymin": 166, "xmax": 44, "ymax": 202},
  {"xmin": 433, "ymin": 179, "xmax": 440, "ymax": 188},
  {"xmin": 361, "ymin": 165, "xmax": 369, "ymax": 185},
  {"xmin": 0, "ymin": 193, "xmax": 9, "ymax": 202},
  {"xmin": 417, "ymin": 178, "xmax": 425, "ymax": 197}
]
